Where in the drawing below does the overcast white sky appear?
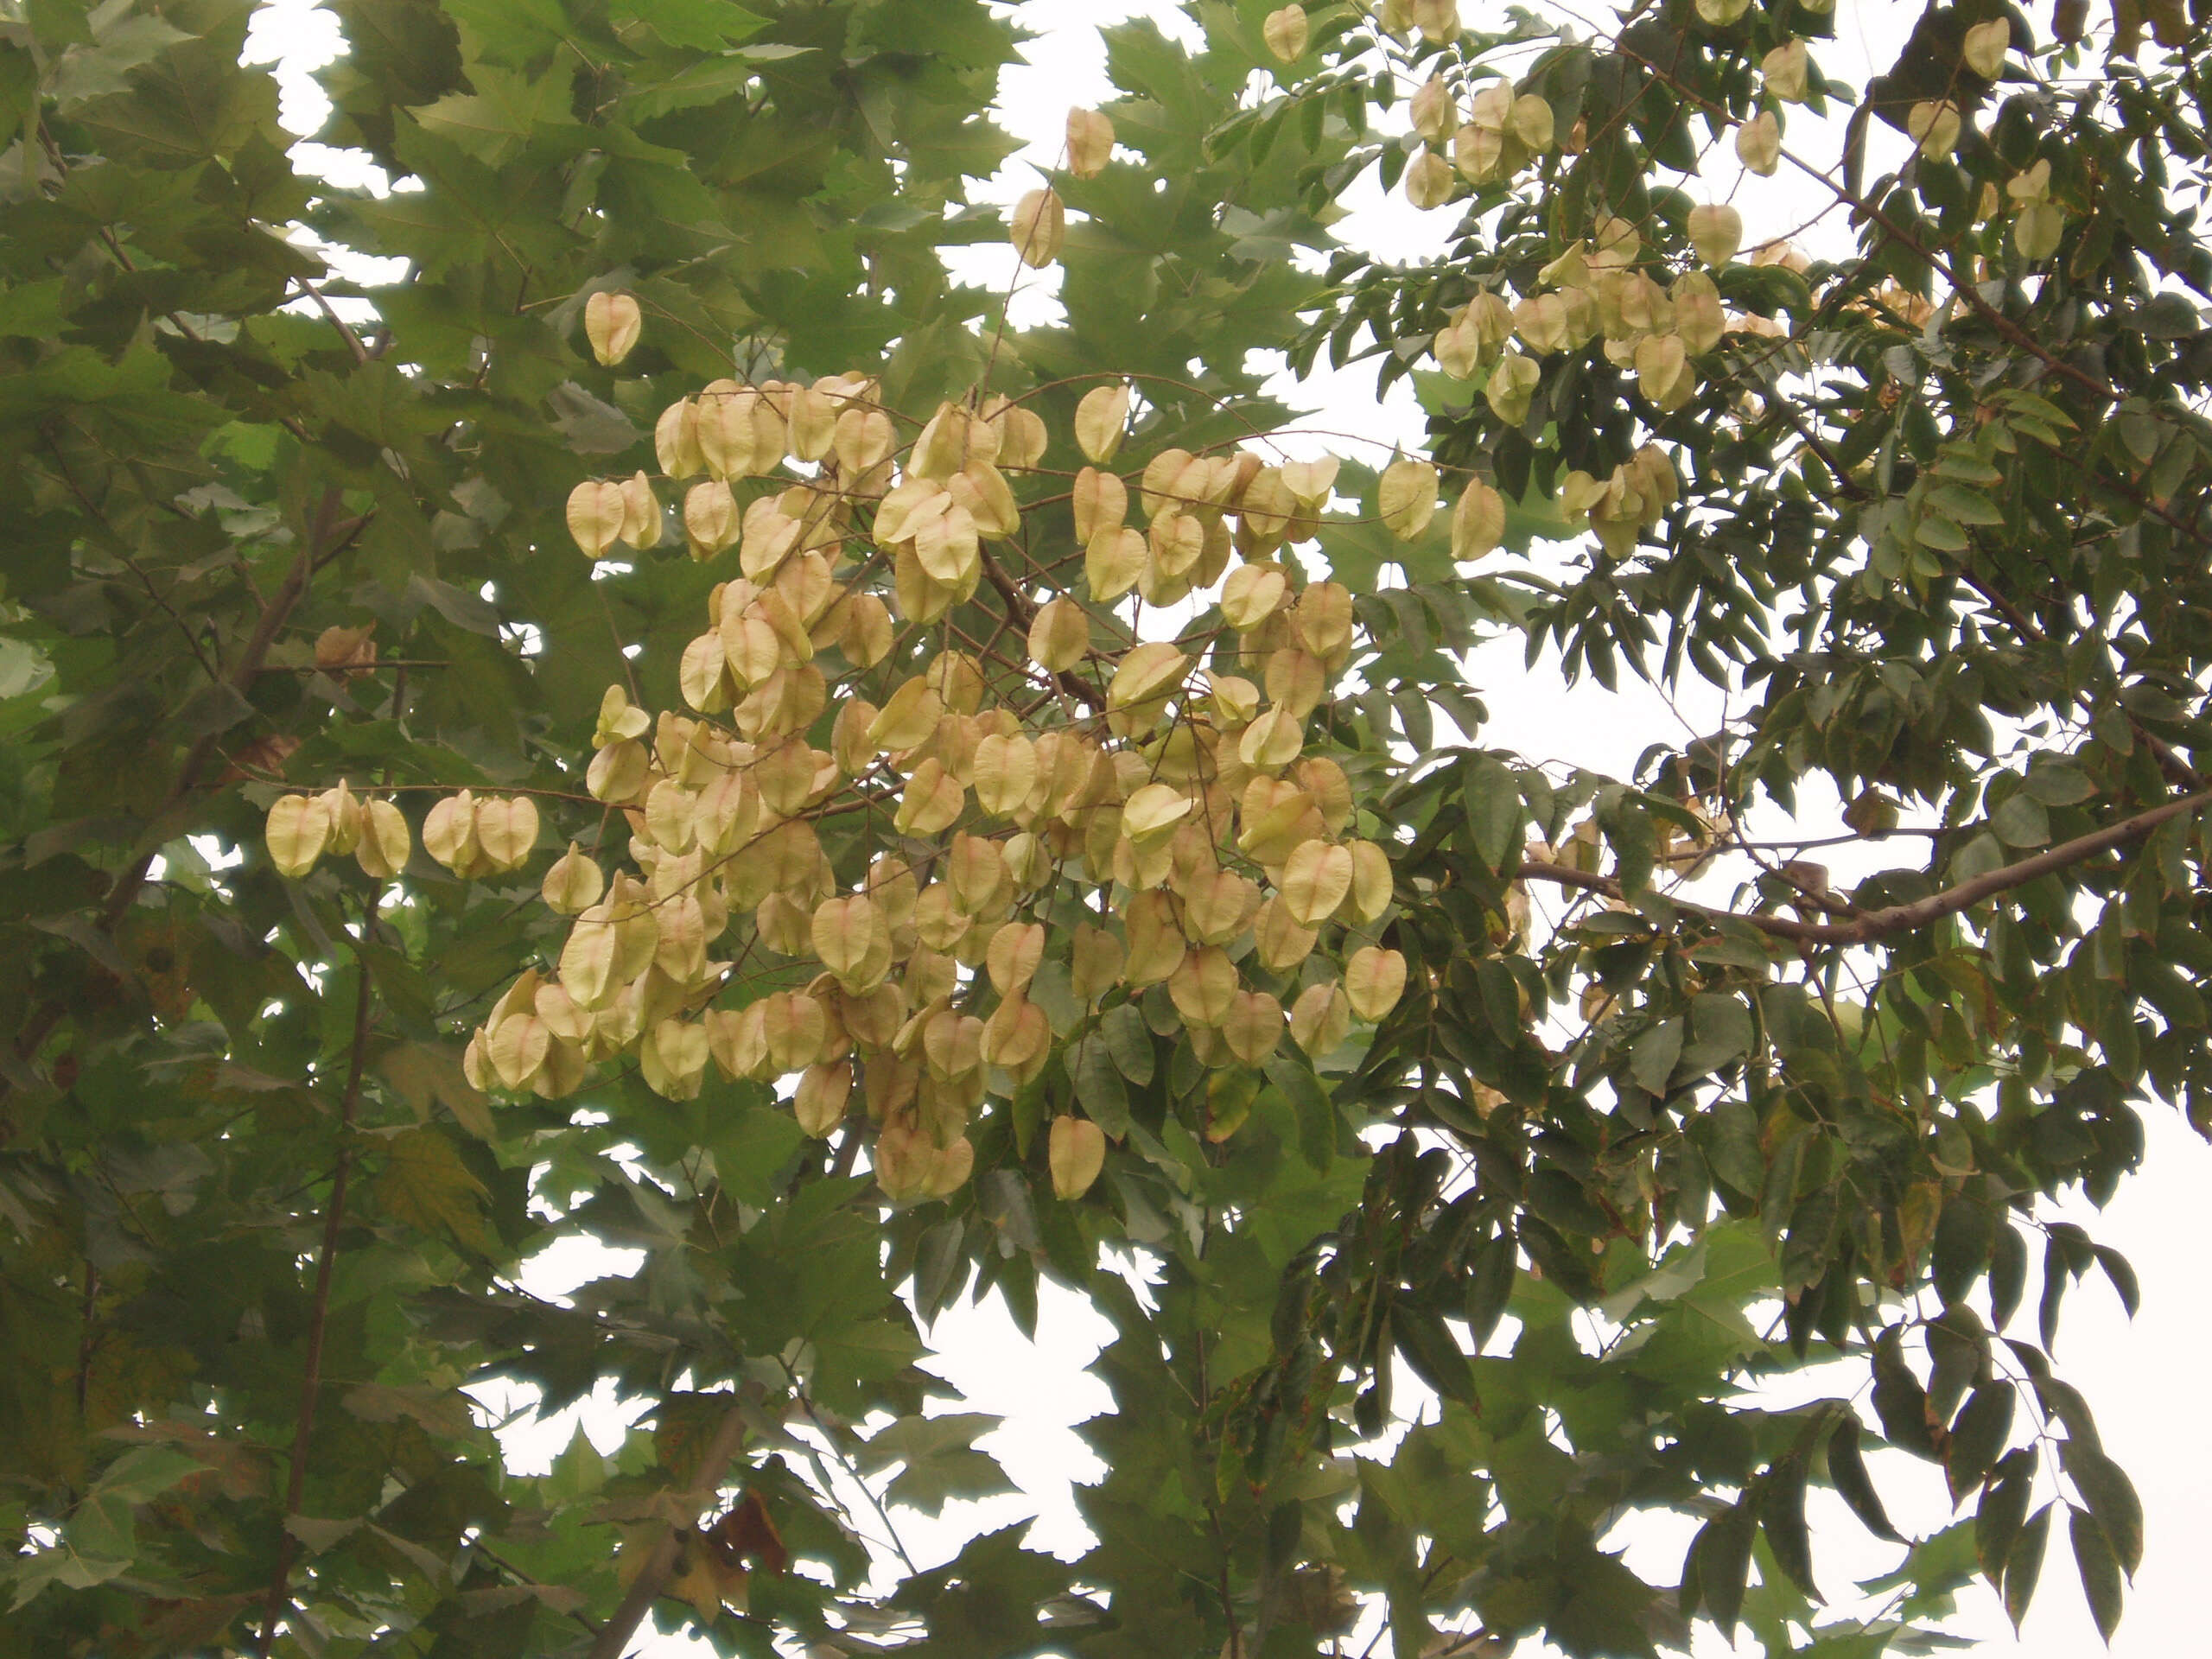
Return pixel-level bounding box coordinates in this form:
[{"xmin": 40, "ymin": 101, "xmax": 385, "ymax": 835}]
[{"xmin": 239, "ymin": 3, "xmax": 2212, "ymax": 1655}]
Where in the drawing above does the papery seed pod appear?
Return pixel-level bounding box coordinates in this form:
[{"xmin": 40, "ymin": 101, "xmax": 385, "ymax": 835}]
[
  {"xmin": 584, "ymin": 290, "xmax": 642, "ymax": 366},
  {"xmin": 1962, "ymin": 16, "xmax": 2009, "ymax": 78},
  {"xmin": 1027, "ymin": 597, "xmax": 1090, "ymax": 672},
  {"xmin": 356, "ymin": 798, "xmax": 411, "ymax": 880},
  {"xmin": 1410, "ymin": 75, "xmax": 1455, "ymax": 143},
  {"xmin": 1066, "ymin": 106, "xmax": 1114, "ymax": 177},
  {"xmin": 422, "ymin": 790, "xmax": 480, "ymax": 874},
  {"xmin": 1281, "ymin": 839, "xmax": 1354, "ymax": 925},
  {"xmin": 619, "ymin": 471, "xmax": 662, "ymax": 550},
  {"xmin": 543, "ymin": 842, "xmax": 606, "ymax": 914},
  {"xmin": 1451, "ymin": 479, "xmax": 1505, "ymax": 562},
  {"xmin": 1262, "ymin": 4, "xmax": 1309, "ymax": 62},
  {"xmin": 1762, "ymin": 40, "xmax": 1809, "ymax": 102},
  {"xmin": 1345, "ymin": 945, "xmax": 1409, "ymax": 1021},
  {"xmin": 656, "ymin": 398, "xmax": 702, "ymax": 479},
  {"xmin": 1279, "ymin": 454, "xmax": 1338, "ymax": 505},
  {"xmin": 1485, "ymin": 352, "xmax": 1541, "ymax": 425},
  {"xmin": 1411, "ymin": 0, "xmax": 1459, "ymax": 44},
  {"xmin": 265, "ymin": 793, "xmax": 333, "ymax": 879},
  {"xmin": 318, "ymin": 779, "xmax": 363, "ymax": 855},
  {"xmin": 1075, "ymin": 382, "xmax": 1129, "ymax": 463},
  {"xmin": 1510, "ymin": 94, "xmax": 1554, "ymax": 152},
  {"xmin": 1694, "ymin": 0, "xmax": 1750, "ymax": 22},
  {"xmin": 1907, "ymin": 99, "xmax": 1961, "ymax": 161},
  {"xmin": 1289, "ymin": 982, "xmax": 1351, "ymax": 1055},
  {"xmin": 1673, "ymin": 270, "xmax": 1726, "ymax": 354},
  {"xmin": 1403, "ymin": 148, "xmax": 1454, "ymax": 210},
  {"xmin": 793, "ymin": 1062, "xmax": 851, "ymax": 1136},
  {"xmin": 1687, "ymin": 202, "xmax": 1743, "ymax": 266},
  {"xmin": 1220, "ymin": 988, "xmax": 1283, "ymax": 1065},
  {"xmin": 1039, "ymin": 1123, "xmax": 1101, "ymax": 1203},
  {"xmin": 1010, "ymin": 187, "xmax": 1065, "ymax": 267},
  {"xmin": 567, "ymin": 480, "xmax": 626, "ymax": 557},
  {"xmin": 475, "ymin": 796, "xmax": 540, "ymax": 871},
  {"xmin": 1221, "ymin": 563, "xmax": 1288, "ymax": 630},
  {"xmin": 1736, "ymin": 111, "xmax": 1781, "ymax": 175},
  {"xmin": 1379, "ymin": 457, "xmax": 1438, "ymax": 540}
]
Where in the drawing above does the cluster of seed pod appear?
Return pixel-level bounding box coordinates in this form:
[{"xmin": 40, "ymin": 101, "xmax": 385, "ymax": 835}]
[{"xmin": 439, "ymin": 344, "xmax": 1436, "ymax": 1203}]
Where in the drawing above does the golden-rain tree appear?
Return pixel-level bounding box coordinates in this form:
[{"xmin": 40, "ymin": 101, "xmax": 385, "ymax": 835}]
[{"xmin": 1, "ymin": 1, "xmax": 2206, "ymax": 1656}]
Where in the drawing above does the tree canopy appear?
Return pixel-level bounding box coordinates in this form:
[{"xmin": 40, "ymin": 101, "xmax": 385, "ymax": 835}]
[{"xmin": 1, "ymin": 0, "xmax": 2208, "ymax": 1655}]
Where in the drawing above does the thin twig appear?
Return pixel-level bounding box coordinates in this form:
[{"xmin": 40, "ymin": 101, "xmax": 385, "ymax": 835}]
[{"xmin": 1522, "ymin": 785, "xmax": 2212, "ymax": 945}]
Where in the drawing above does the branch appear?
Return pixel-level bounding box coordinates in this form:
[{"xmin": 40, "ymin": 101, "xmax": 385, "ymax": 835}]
[
  {"xmin": 1522, "ymin": 786, "xmax": 2212, "ymax": 946},
  {"xmin": 586, "ymin": 1403, "xmax": 750, "ymax": 1659},
  {"xmin": 253, "ymin": 894, "xmax": 380, "ymax": 1656}
]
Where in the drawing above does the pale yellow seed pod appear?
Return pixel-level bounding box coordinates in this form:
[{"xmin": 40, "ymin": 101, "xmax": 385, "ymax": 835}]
[
  {"xmin": 1451, "ymin": 479, "xmax": 1505, "ymax": 563},
  {"xmin": 1378, "ymin": 456, "xmax": 1438, "ymax": 541},
  {"xmin": 265, "ymin": 793, "xmax": 333, "ymax": 880},
  {"xmin": 1071, "ymin": 924, "xmax": 1124, "ymax": 1004},
  {"xmin": 1674, "ymin": 270, "xmax": 1725, "ymax": 356},
  {"xmin": 1344, "ymin": 945, "xmax": 1409, "ymax": 1021},
  {"xmin": 583, "ymin": 290, "xmax": 641, "ymax": 366},
  {"xmin": 474, "ymin": 796, "xmax": 540, "ymax": 871},
  {"xmin": 1486, "ymin": 352, "xmax": 1541, "ymax": 425},
  {"xmin": 567, "ymin": 480, "xmax": 626, "ymax": 557},
  {"xmin": 1736, "ymin": 111, "xmax": 1781, "ymax": 176},
  {"xmin": 1347, "ymin": 839, "xmax": 1393, "ymax": 923},
  {"xmin": 543, "ymin": 842, "xmax": 606, "ymax": 914},
  {"xmin": 1411, "ymin": 0, "xmax": 1459, "ymax": 46},
  {"xmin": 1027, "ymin": 596, "xmax": 1090, "ymax": 673},
  {"xmin": 1074, "ymin": 383, "xmax": 1130, "ymax": 464},
  {"xmin": 683, "ymin": 480, "xmax": 739, "ymax": 557},
  {"xmin": 1049, "ymin": 1116, "xmax": 1107, "ymax": 1199},
  {"xmin": 1221, "ymin": 989, "xmax": 1284, "ymax": 1066},
  {"xmin": 1411, "ymin": 76, "xmax": 1455, "ymax": 144},
  {"xmin": 1087, "ymin": 526, "xmax": 1147, "ymax": 601},
  {"xmin": 318, "ymin": 779, "xmax": 363, "ymax": 855},
  {"xmin": 1289, "ymin": 982, "xmax": 1351, "ymax": 1056},
  {"xmin": 1762, "ymin": 40, "xmax": 1809, "ymax": 103},
  {"xmin": 793, "ymin": 1062, "xmax": 851, "ymax": 1136},
  {"xmin": 1071, "ymin": 466, "xmax": 1127, "ymax": 542},
  {"xmin": 356, "ymin": 798, "xmax": 410, "ymax": 880},
  {"xmin": 1281, "ymin": 839, "xmax": 1354, "ymax": 926},
  {"xmin": 1510, "ymin": 94, "xmax": 1554, "ymax": 152},
  {"xmin": 1067, "ymin": 107, "xmax": 1114, "ymax": 178},
  {"xmin": 1010, "ymin": 187, "xmax": 1066, "ymax": 268},
  {"xmin": 1262, "ymin": 4, "xmax": 1309, "ymax": 63},
  {"xmin": 1962, "ymin": 16, "xmax": 2008, "ymax": 79},
  {"xmin": 422, "ymin": 790, "xmax": 480, "ymax": 874},
  {"xmin": 1687, "ymin": 202, "xmax": 1743, "ymax": 266},
  {"xmin": 619, "ymin": 471, "xmax": 661, "ymax": 550},
  {"xmin": 1695, "ymin": 0, "xmax": 1751, "ymax": 22},
  {"xmin": 1907, "ymin": 99, "xmax": 1961, "ymax": 162},
  {"xmin": 1404, "ymin": 149, "xmax": 1454, "ymax": 211},
  {"xmin": 655, "ymin": 398, "xmax": 702, "ymax": 480}
]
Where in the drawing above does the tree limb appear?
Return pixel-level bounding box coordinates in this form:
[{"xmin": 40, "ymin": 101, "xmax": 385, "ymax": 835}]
[
  {"xmin": 1522, "ymin": 786, "xmax": 2212, "ymax": 946},
  {"xmin": 585, "ymin": 1403, "xmax": 750, "ymax": 1659}
]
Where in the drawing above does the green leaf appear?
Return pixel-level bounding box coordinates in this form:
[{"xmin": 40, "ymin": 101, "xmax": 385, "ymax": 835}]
[
  {"xmin": 2003, "ymin": 1502, "xmax": 2053, "ymax": 1629},
  {"xmin": 2069, "ymin": 1503, "xmax": 2124, "ymax": 1642}
]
